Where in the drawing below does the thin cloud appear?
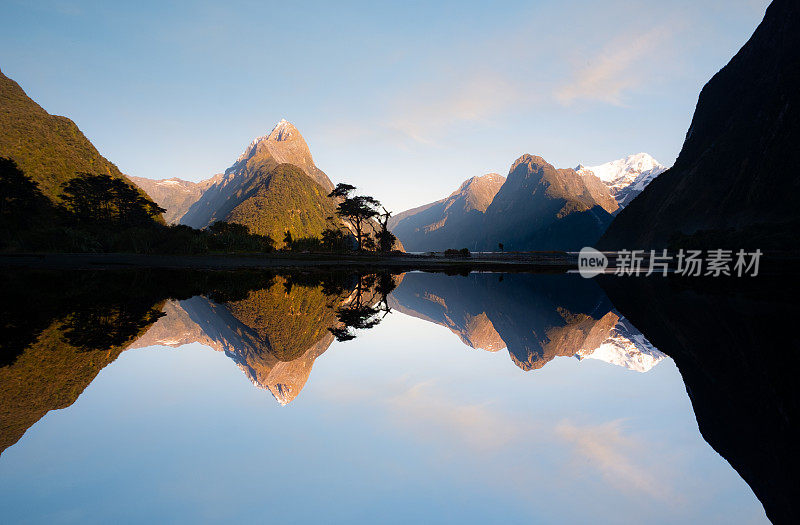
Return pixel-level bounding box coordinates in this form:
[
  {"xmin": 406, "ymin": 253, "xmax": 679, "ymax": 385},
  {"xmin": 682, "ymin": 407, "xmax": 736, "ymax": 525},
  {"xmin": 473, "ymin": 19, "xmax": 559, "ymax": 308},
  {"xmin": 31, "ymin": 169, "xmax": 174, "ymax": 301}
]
[
  {"xmin": 388, "ymin": 75, "xmax": 523, "ymax": 147},
  {"xmin": 387, "ymin": 380, "xmax": 517, "ymax": 451},
  {"xmin": 555, "ymin": 27, "xmax": 675, "ymax": 106},
  {"xmin": 556, "ymin": 419, "xmax": 673, "ymax": 500}
]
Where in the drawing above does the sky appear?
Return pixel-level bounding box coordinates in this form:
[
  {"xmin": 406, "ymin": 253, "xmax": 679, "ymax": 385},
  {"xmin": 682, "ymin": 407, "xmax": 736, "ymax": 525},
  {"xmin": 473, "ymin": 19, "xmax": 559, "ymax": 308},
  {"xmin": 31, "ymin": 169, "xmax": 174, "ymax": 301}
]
[{"xmin": 0, "ymin": 0, "xmax": 770, "ymax": 212}]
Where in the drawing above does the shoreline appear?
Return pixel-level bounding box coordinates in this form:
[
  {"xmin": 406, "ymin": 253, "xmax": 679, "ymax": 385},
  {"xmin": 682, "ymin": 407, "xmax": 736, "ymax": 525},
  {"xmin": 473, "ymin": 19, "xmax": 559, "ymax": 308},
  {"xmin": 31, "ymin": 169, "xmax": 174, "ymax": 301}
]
[{"xmin": 0, "ymin": 252, "xmax": 577, "ymax": 272}]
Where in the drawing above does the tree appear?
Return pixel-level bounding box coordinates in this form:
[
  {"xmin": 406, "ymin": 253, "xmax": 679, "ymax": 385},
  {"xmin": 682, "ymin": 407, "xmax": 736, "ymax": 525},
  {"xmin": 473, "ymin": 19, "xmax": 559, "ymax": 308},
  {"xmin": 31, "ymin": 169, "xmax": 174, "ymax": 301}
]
[
  {"xmin": 328, "ymin": 183, "xmax": 380, "ymax": 251},
  {"xmin": 283, "ymin": 230, "xmax": 293, "ymax": 250},
  {"xmin": 321, "ymin": 227, "xmax": 350, "ymax": 252},
  {"xmin": 374, "ymin": 206, "xmax": 396, "ymax": 253},
  {"xmin": 60, "ymin": 173, "xmax": 164, "ymax": 226},
  {"xmin": 362, "ymin": 234, "xmax": 376, "ymax": 251},
  {"xmin": 0, "ymin": 157, "xmax": 52, "ymax": 231}
]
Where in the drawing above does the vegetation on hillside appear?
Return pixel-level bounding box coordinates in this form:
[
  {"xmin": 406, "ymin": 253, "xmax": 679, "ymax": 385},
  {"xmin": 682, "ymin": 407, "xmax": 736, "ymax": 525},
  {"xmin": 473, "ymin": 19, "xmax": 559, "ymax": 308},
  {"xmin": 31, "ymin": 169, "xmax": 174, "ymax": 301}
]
[
  {"xmin": 0, "ymin": 69, "xmax": 151, "ymax": 203},
  {"xmin": 0, "ymin": 158, "xmax": 274, "ymax": 253}
]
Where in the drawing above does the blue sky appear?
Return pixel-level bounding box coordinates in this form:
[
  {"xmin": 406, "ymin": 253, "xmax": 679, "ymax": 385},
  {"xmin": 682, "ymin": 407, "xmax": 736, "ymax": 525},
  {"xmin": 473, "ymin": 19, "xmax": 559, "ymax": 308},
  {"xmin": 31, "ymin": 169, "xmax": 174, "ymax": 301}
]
[{"xmin": 0, "ymin": 0, "xmax": 769, "ymax": 211}]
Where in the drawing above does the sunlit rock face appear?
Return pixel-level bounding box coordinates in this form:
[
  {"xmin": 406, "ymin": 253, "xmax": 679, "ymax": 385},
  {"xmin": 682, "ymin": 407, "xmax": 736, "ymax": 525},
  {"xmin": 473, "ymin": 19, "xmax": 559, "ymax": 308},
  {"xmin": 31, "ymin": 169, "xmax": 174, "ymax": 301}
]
[
  {"xmin": 128, "ymin": 175, "xmax": 222, "ymax": 224},
  {"xmin": 179, "ymin": 119, "xmax": 341, "ymax": 241},
  {"xmin": 389, "ymin": 272, "xmax": 662, "ymax": 373}
]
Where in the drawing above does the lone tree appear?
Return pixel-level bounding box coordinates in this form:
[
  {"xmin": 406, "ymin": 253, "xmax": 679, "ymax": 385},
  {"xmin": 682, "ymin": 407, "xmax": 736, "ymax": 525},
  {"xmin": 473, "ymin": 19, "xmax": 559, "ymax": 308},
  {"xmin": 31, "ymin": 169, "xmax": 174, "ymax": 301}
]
[
  {"xmin": 373, "ymin": 206, "xmax": 396, "ymax": 253},
  {"xmin": 328, "ymin": 183, "xmax": 380, "ymax": 251},
  {"xmin": 283, "ymin": 230, "xmax": 293, "ymax": 250}
]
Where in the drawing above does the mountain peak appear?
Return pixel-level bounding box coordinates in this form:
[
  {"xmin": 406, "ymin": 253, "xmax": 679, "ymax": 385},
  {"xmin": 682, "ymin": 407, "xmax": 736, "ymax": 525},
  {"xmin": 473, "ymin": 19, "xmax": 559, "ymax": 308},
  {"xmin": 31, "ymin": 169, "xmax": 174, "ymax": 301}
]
[
  {"xmin": 575, "ymin": 152, "xmax": 667, "ymax": 207},
  {"xmin": 236, "ymin": 119, "xmax": 302, "ymax": 163},
  {"xmin": 265, "ymin": 118, "xmax": 297, "ymax": 142},
  {"xmin": 510, "ymin": 154, "xmax": 550, "ymax": 173},
  {"xmin": 577, "ymin": 152, "xmax": 665, "ymax": 184}
]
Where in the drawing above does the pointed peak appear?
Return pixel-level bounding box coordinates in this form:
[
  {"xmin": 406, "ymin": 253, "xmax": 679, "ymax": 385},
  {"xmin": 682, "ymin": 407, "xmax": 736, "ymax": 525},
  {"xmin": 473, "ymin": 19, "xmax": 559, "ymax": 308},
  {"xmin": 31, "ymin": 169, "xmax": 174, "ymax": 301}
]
[
  {"xmin": 266, "ymin": 118, "xmax": 298, "ymax": 142},
  {"xmin": 234, "ymin": 119, "xmax": 303, "ymax": 164}
]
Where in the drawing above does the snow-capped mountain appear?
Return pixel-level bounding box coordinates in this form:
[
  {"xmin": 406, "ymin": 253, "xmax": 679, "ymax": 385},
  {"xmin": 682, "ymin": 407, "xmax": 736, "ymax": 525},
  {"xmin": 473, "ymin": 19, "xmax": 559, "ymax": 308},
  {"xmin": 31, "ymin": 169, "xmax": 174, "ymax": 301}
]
[
  {"xmin": 575, "ymin": 316, "xmax": 666, "ymax": 372},
  {"xmin": 576, "ymin": 153, "xmax": 667, "ymax": 208}
]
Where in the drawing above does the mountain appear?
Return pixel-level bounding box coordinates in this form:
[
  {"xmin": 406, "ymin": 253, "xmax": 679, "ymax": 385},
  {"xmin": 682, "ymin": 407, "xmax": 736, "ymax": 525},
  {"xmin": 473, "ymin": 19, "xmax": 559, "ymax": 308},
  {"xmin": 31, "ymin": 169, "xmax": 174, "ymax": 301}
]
[
  {"xmin": 129, "ymin": 174, "xmax": 222, "ymax": 224},
  {"xmin": 388, "ymin": 272, "xmax": 664, "ymax": 373},
  {"xmin": 575, "ymin": 153, "xmax": 667, "ymax": 208},
  {"xmin": 180, "ymin": 120, "xmax": 339, "ymax": 239},
  {"xmin": 480, "ymin": 154, "xmax": 618, "ymax": 251},
  {"xmin": 600, "ymin": 0, "xmax": 800, "ymax": 249},
  {"xmin": 389, "ymin": 173, "xmax": 506, "ymax": 251},
  {"xmin": 0, "ymin": 68, "xmax": 140, "ymax": 203},
  {"xmin": 391, "ymin": 155, "xmax": 618, "ymax": 252}
]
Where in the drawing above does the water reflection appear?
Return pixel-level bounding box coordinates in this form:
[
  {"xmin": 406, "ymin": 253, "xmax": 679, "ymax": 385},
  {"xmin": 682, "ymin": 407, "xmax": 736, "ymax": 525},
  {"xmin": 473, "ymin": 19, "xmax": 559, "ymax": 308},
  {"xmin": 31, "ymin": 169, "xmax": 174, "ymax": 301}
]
[
  {"xmin": 389, "ymin": 272, "xmax": 665, "ymax": 372},
  {"xmin": 0, "ymin": 269, "xmax": 796, "ymax": 522}
]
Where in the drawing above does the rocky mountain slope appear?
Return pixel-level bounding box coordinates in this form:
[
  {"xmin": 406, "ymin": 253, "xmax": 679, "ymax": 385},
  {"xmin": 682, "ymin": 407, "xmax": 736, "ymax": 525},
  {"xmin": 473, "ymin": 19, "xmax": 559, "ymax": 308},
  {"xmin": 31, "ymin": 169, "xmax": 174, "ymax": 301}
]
[
  {"xmin": 575, "ymin": 152, "xmax": 666, "ymax": 208},
  {"xmin": 0, "ymin": 68, "xmax": 146, "ymax": 204},
  {"xmin": 600, "ymin": 0, "xmax": 800, "ymax": 249},
  {"xmin": 391, "ymin": 155, "xmax": 618, "ymax": 252},
  {"xmin": 129, "ymin": 174, "xmax": 222, "ymax": 224},
  {"xmin": 389, "ymin": 173, "xmax": 506, "ymax": 251},
  {"xmin": 480, "ymin": 154, "xmax": 617, "ymax": 251},
  {"xmin": 181, "ymin": 121, "xmax": 332, "ymax": 225},
  {"xmin": 179, "ymin": 120, "xmax": 342, "ymax": 239}
]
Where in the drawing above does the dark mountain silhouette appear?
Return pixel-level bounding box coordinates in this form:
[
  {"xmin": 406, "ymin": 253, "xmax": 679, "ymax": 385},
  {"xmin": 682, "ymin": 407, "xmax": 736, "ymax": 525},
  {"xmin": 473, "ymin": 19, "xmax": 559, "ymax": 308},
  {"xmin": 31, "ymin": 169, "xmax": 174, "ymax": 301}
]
[
  {"xmin": 601, "ymin": 275, "xmax": 799, "ymax": 524},
  {"xmin": 600, "ymin": 0, "xmax": 800, "ymax": 249}
]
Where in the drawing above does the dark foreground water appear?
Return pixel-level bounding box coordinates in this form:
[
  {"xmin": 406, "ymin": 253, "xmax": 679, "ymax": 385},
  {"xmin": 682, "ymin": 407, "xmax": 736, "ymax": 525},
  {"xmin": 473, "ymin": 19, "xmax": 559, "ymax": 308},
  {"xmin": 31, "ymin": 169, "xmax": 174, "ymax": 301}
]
[{"xmin": 0, "ymin": 270, "xmax": 796, "ymax": 524}]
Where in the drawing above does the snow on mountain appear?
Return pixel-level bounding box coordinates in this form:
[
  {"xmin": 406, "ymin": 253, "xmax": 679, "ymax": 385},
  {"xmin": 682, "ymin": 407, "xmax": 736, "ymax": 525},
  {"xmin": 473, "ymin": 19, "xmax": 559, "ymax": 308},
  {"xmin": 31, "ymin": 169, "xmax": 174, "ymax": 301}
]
[
  {"xmin": 575, "ymin": 316, "xmax": 666, "ymax": 372},
  {"xmin": 576, "ymin": 153, "xmax": 667, "ymax": 207}
]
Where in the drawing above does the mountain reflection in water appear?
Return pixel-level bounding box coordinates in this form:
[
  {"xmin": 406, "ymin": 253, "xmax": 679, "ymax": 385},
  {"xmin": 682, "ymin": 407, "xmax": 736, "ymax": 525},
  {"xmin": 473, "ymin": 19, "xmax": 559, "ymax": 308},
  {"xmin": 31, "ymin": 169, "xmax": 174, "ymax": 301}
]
[{"xmin": 0, "ymin": 269, "xmax": 796, "ymax": 523}]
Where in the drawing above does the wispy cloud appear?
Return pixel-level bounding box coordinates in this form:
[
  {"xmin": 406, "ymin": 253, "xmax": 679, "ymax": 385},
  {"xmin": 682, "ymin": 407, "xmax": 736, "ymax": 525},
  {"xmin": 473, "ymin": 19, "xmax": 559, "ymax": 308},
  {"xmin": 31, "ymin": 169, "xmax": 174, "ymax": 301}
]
[
  {"xmin": 388, "ymin": 75, "xmax": 524, "ymax": 147},
  {"xmin": 387, "ymin": 380, "xmax": 518, "ymax": 451},
  {"xmin": 555, "ymin": 27, "xmax": 676, "ymax": 106},
  {"xmin": 556, "ymin": 419, "xmax": 672, "ymax": 500}
]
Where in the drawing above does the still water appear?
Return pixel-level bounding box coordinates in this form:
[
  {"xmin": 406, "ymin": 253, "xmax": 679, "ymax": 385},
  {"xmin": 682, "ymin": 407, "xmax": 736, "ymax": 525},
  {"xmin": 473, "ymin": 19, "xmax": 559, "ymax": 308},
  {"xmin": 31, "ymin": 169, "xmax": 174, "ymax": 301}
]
[{"xmin": 0, "ymin": 270, "xmax": 791, "ymax": 523}]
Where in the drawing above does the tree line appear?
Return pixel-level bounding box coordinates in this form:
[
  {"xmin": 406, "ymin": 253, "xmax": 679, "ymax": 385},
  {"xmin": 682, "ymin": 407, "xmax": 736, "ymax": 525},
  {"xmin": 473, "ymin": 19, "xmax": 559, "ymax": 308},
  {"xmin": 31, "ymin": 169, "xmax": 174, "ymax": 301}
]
[{"xmin": 0, "ymin": 157, "xmax": 274, "ymax": 253}]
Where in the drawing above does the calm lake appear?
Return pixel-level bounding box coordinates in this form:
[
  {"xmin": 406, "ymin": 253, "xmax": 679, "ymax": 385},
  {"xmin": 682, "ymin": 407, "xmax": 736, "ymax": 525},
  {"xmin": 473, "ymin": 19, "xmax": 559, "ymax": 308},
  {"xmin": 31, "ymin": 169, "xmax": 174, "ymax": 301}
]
[{"xmin": 0, "ymin": 269, "xmax": 794, "ymax": 524}]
